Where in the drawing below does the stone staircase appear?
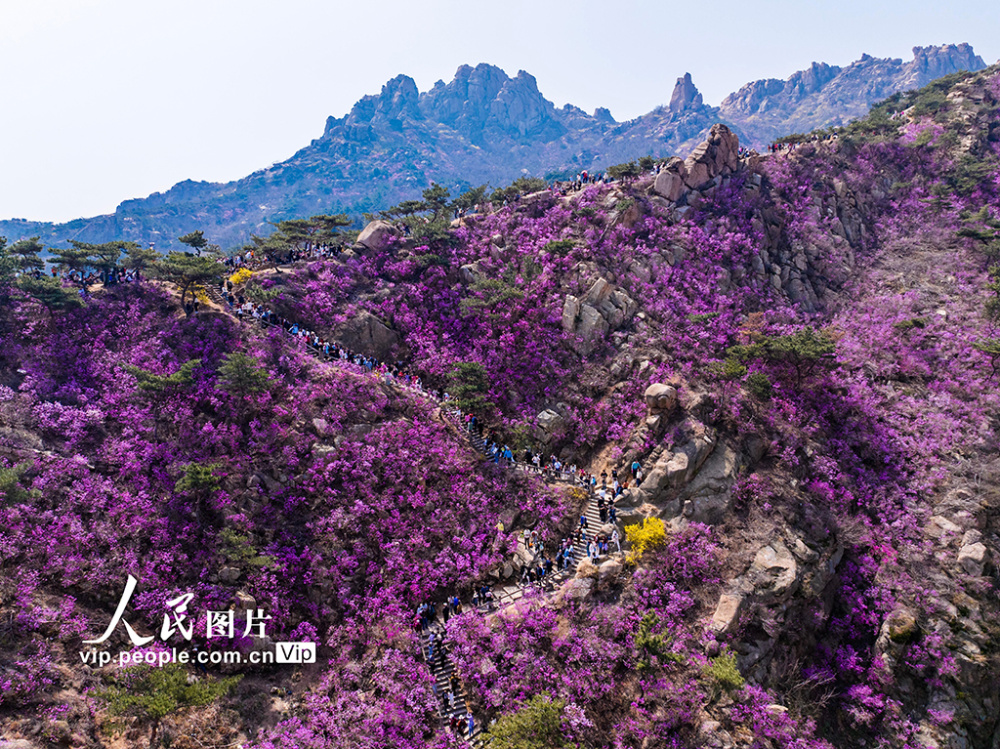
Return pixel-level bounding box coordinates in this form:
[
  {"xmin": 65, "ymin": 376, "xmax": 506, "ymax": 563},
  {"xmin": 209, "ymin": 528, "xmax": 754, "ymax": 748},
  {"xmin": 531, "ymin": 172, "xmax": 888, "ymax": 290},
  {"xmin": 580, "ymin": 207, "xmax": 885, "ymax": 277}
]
[
  {"xmin": 203, "ymin": 269, "xmax": 628, "ymax": 745},
  {"xmin": 417, "ymin": 472, "xmax": 616, "ymax": 744},
  {"xmin": 419, "ymin": 620, "xmax": 483, "ymax": 743}
]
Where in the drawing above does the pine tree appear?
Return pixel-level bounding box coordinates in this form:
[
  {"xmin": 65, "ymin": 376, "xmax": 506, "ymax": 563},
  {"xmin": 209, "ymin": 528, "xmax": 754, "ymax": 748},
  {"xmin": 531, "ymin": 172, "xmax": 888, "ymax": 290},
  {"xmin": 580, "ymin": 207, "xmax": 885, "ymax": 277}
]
[
  {"xmin": 483, "ymin": 693, "xmax": 574, "ymax": 749},
  {"xmin": 122, "ymin": 245, "xmax": 160, "ymax": 280},
  {"xmin": 217, "ymin": 352, "xmax": 269, "ymax": 397},
  {"xmin": 16, "ymin": 275, "xmax": 85, "ymax": 316},
  {"xmin": 153, "ymin": 252, "xmax": 220, "ymax": 307},
  {"xmin": 178, "ymin": 230, "xmax": 209, "ymax": 255},
  {"xmin": 448, "ymin": 361, "xmax": 491, "ymax": 414},
  {"xmin": 8, "ymin": 236, "xmax": 45, "ymax": 271},
  {"xmin": 97, "ymin": 664, "xmax": 240, "ymax": 748},
  {"xmin": 453, "ymin": 185, "xmax": 488, "ymax": 212},
  {"xmin": 974, "ymin": 339, "xmax": 1000, "ymax": 378},
  {"xmin": 422, "ymin": 182, "xmax": 451, "ymax": 221}
]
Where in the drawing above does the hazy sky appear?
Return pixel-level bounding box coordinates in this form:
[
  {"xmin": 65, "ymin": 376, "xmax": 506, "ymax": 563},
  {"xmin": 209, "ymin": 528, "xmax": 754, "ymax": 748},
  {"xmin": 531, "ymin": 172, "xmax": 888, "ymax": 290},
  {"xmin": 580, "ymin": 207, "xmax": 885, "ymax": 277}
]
[{"xmin": 0, "ymin": 0, "xmax": 996, "ymax": 223}]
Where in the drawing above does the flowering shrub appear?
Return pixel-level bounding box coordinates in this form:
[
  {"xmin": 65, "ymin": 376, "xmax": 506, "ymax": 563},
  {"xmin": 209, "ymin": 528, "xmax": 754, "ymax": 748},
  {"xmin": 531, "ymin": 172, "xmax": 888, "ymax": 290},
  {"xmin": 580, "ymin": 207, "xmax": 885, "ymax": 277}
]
[
  {"xmin": 0, "ymin": 281, "xmax": 566, "ymax": 746},
  {"xmin": 1, "ymin": 67, "xmax": 999, "ymax": 748},
  {"xmin": 624, "ymin": 517, "xmax": 666, "ymax": 564},
  {"xmin": 228, "ymin": 267, "xmax": 254, "ymax": 286}
]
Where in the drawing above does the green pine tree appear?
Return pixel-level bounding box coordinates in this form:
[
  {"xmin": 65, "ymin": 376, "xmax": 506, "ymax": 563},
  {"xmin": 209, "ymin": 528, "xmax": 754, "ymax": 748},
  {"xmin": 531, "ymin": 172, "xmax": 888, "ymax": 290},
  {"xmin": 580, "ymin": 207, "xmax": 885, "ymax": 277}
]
[
  {"xmin": 217, "ymin": 352, "xmax": 269, "ymax": 397},
  {"xmin": 98, "ymin": 663, "xmax": 240, "ymax": 748},
  {"xmin": 483, "ymin": 693, "xmax": 576, "ymax": 749},
  {"xmin": 153, "ymin": 252, "xmax": 220, "ymax": 307},
  {"xmin": 178, "ymin": 230, "xmax": 209, "ymax": 255}
]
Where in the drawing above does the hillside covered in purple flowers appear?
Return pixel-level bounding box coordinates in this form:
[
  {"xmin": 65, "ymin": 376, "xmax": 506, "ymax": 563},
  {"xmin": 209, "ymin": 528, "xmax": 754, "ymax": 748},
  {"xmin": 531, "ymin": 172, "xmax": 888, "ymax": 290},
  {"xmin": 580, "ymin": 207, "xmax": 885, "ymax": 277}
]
[{"xmin": 2, "ymin": 63, "xmax": 1000, "ymax": 749}]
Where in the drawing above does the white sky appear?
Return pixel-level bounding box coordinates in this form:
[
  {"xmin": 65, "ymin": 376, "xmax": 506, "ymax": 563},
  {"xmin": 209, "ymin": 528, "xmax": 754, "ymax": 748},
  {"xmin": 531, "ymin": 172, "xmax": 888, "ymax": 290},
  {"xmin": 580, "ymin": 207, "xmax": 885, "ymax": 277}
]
[{"xmin": 0, "ymin": 0, "xmax": 996, "ymax": 223}]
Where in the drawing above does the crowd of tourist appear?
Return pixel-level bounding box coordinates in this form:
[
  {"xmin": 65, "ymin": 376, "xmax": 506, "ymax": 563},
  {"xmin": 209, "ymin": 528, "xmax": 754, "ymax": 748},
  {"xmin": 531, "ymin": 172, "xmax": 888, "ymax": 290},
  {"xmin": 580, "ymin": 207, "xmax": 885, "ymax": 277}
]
[
  {"xmin": 217, "ymin": 284, "xmax": 435, "ymax": 390},
  {"xmin": 220, "ymin": 245, "xmax": 343, "ymax": 273},
  {"xmin": 766, "ymin": 131, "xmax": 840, "ymax": 154},
  {"xmin": 211, "ymin": 215, "xmax": 648, "ymax": 742},
  {"xmin": 215, "ymin": 274, "xmax": 639, "ymax": 511},
  {"xmin": 207, "ymin": 201, "xmax": 653, "ymax": 741},
  {"xmin": 22, "ymin": 264, "xmax": 141, "ymax": 292},
  {"xmin": 409, "ymin": 454, "xmax": 631, "ymax": 735}
]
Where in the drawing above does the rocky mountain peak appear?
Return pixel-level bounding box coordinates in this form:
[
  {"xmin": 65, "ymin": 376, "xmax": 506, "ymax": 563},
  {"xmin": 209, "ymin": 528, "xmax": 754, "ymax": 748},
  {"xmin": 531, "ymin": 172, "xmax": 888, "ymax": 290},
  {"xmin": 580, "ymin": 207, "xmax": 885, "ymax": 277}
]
[
  {"xmin": 377, "ymin": 74, "xmax": 421, "ymax": 114},
  {"xmin": 718, "ymin": 44, "xmax": 988, "ymax": 146},
  {"xmin": 489, "ymin": 70, "xmax": 558, "ymax": 137},
  {"xmin": 4, "ymin": 46, "xmax": 992, "ymax": 252},
  {"xmin": 593, "ymin": 106, "xmax": 615, "ymax": 124},
  {"xmin": 669, "ymin": 72, "xmax": 703, "ymax": 113},
  {"xmin": 908, "ymin": 43, "xmax": 986, "ymax": 81},
  {"xmin": 342, "ymin": 73, "xmax": 421, "ymax": 135},
  {"xmin": 420, "ymin": 63, "xmax": 510, "ymax": 129},
  {"xmin": 786, "ymin": 61, "xmax": 841, "ymax": 98},
  {"xmin": 719, "ymin": 78, "xmax": 786, "ymax": 116},
  {"xmin": 418, "ymin": 63, "xmax": 564, "ymax": 141}
]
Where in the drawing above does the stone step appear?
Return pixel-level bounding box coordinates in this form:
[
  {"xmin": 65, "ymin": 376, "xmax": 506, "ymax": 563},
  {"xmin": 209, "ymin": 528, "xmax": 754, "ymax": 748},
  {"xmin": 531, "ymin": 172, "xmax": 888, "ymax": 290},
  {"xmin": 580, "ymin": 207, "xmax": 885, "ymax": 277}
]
[{"xmin": 214, "ymin": 276, "xmax": 602, "ymax": 747}]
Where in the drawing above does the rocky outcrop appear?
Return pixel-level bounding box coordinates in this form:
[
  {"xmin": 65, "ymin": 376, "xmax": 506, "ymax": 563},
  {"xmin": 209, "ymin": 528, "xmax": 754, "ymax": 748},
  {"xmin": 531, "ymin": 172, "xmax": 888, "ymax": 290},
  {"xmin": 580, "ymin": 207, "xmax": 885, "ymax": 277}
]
[
  {"xmin": 598, "ymin": 558, "xmax": 623, "ymax": 589},
  {"xmin": 649, "ymin": 124, "xmax": 741, "ymax": 209},
  {"xmin": 633, "ymin": 418, "xmax": 716, "ymax": 511},
  {"xmin": 682, "ymin": 124, "xmax": 739, "ymax": 190},
  {"xmin": 710, "ymin": 593, "xmax": 745, "ymax": 634},
  {"xmin": 709, "ymin": 536, "xmax": 845, "ymax": 683},
  {"xmin": 562, "ymin": 276, "xmax": 637, "ymax": 355},
  {"xmin": 643, "ymin": 383, "xmax": 677, "ymax": 416},
  {"xmin": 652, "ymin": 158, "xmax": 687, "ymax": 202},
  {"xmin": 738, "ymin": 164, "xmax": 868, "ymax": 313},
  {"xmin": 877, "ymin": 607, "xmax": 919, "ymax": 652},
  {"xmin": 748, "ymin": 543, "xmax": 799, "ymax": 601},
  {"xmin": 458, "ymin": 260, "xmax": 486, "ymax": 285},
  {"xmin": 678, "ymin": 441, "xmax": 741, "ymax": 523},
  {"xmin": 534, "ymin": 409, "xmax": 566, "ymax": 443},
  {"xmin": 643, "ymin": 383, "xmax": 677, "ymax": 411},
  {"xmin": 554, "ymin": 577, "xmax": 594, "ymax": 606},
  {"xmin": 356, "ymin": 220, "xmax": 397, "ymax": 252},
  {"xmin": 958, "ymin": 537, "xmax": 988, "ymax": 577},
  {"xmin": 516, "ymin": 189, "xmax": 557, "ymax": 217},
  {"xmin": 335, "ymin": 310, "xmax": 402, "ymax": 361},
  {"xmin": 648, "ymin": 110, "xmax": 878, "ymax": 313},
  {"xmin": 642, "ymin": 383, "xmax": 677, "ymax": 433}
]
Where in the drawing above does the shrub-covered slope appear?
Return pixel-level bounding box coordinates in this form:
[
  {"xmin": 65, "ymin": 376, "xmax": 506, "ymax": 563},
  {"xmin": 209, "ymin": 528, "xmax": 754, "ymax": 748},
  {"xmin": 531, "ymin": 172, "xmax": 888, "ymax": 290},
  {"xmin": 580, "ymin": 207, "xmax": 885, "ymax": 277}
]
[{"xmin": 2, "ymin": 64, "xmax": 1000, "ymax": 749}]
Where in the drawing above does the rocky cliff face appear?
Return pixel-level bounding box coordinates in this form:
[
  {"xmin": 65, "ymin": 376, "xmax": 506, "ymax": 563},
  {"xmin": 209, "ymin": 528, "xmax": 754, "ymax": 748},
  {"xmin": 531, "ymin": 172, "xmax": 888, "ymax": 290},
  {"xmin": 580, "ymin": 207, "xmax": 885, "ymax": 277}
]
[{"xmin": 0, "ymin": 45, "xmax": 986, "ymax": 252}]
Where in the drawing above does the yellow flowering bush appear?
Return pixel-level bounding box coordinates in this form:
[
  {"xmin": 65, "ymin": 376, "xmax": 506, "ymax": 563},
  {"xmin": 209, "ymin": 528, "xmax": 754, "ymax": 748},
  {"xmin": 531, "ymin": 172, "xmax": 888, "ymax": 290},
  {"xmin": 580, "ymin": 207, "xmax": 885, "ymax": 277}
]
[
  {"xmin": 624, "ymin": 516, "xmax": 666, "ymax": 564},
  {"xmin": 194, "ymin": 286, "xmax": 212, "ymax": 305},
  {"xmin": 228, "ymin": 267, "xmax": 254, "ymax": 286}
]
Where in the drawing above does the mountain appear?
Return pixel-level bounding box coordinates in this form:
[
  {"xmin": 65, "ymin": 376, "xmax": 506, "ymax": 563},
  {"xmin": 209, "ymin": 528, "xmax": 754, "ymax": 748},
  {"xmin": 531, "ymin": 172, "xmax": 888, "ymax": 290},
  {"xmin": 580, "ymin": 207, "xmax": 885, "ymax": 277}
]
[
  {"xmin": 3, "ymin": 62, "xmax": 1000, "ymax": 749},
  {"xmin": 0, "ymin": 44, "xmax": 986, "ymax": 251},
  {"xmin": 719, "ymin": 43, "xmax": 988, "ymax": 143}
]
